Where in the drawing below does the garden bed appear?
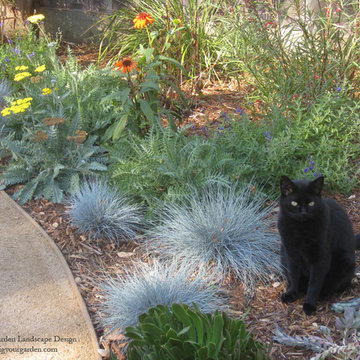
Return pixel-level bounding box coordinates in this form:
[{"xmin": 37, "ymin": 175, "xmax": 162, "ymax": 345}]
[
  {"xmin": 11, "ymin": 161, "xmax": 360, "ymax": 360},
  {"xmin": 5, "ymin": 49, "xmax": 360, "ymax": 357},
  {"xmin": 2, "ymin": 3, "xmax": 360, "ymax": 355}
]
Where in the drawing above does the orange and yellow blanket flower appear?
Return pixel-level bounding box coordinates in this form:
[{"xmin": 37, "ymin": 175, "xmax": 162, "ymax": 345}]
[
  {"xmin": 115, "ymin": 58, "xmax": 138, "ymax": 74},
  {"xmin": 133, "ymin": 12, "xmax": 154, "ymax": 29}
]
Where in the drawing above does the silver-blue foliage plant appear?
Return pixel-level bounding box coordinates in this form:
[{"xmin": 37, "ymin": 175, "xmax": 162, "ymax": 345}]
[
  {"xmin": 100, "ymin": 259, "xmax": 226, "ymax": 334},
  {"xmin": 67, "ymin": 179, "xmax": 144, "ymax": 244},
  {"xmin": 145, "ymin": 184, "xmax": 282, "ymax": 293},
  {"xmin": 0, "ymin": 78, "xmax": 11, "ymax": 105}
]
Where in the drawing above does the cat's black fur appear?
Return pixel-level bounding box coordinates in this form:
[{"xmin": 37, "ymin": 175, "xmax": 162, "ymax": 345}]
[{"xmin": 278, "ymin": 175, "xmax": 360, "ymax": 315}]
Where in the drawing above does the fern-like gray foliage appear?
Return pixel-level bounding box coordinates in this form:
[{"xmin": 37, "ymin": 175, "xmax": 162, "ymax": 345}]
[
  {"xmin": 110, "ymin": 126, "xmax": 238, "ymax": 208},
  {"xmin": 144, "ymin": 184, "xmax": 281, "ymax": 293},
  {"xmin": 0, "ymin": 78, "xmax": 11, "ymax": 105},
  {"xmin": 67, "ymin": 179, "xmax": 144, "ymax": 244},
  {"xmin": 100, "ymin": 259, "xmax": 226, "ymax": 334},
  {"xmin": 274, "ymin": 307, "xmax": 360, "ymax": 360},
  {"xmin": 0, "ymin": 78, "xmax": 12, "ymax": 144}
]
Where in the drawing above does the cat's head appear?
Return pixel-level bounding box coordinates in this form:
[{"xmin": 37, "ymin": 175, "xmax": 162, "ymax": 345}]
[{"xmin": 279, "ymin": 175, "xmax": 324, "ymax": 221}]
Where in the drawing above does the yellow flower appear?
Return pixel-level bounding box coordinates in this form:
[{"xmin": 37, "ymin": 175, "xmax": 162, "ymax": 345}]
[
  {"xmin": 42, "ymin": 88, "xmax": 52, "ymax": 95},
  {"xmin": 14, "ymin": 72, "xmax": 32, "ymax": 82},
  {"xmin": 1, "ymin": 108, "xmax": 11, "ymax": 117},
  {"xmin": 27, "ymin": 14, "xmax": 45, "ymax": 24},
  {"xmin": 34, "ymin": 65, "xmax": 46, "ymax": 73},
  {"xmin": 4, "ymin": 97, "xmax": 32, "ymax": 115},
  {"xmin": 133, "ymin": 13, "xmax": 154, "ymax": 29},
  {"xmin": 15, "ymin": 65, "xmax": 29, "ymax": 71},
  {"xmin": 11, "ymin": 97, "xmax": 32, "ymax": 106}
]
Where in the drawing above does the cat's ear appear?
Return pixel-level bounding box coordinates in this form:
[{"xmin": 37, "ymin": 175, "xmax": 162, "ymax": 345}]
[
  {"xmin": 280, "ymin": 176, "xmax": 296, "ymax": 197},
  {"xmin": 309, "ymin": 176, "xmax": 324, "ymax": 196}
]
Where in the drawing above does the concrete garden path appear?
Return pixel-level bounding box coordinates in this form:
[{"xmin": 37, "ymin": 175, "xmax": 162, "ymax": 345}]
[{"xmin": 0, "ymin": 191, "xmax": 101, "ymax": 360}]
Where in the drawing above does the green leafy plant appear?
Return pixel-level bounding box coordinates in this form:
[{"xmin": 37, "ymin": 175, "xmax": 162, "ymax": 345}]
[
  {"xmin": 217, "ymin": 91, "xmax": 360, "ymax": 195},
  {"xmin": 0, "ymin": 14, "xmax": 57, "ymax": 88},
  {"xmin": 102, "ymin": 45, "xmax": 187, "ymax": 138},
  {"xmin": 0, "ymin": 113, "xmax": 107, "ymax": 204},
  {"xmin": 221, "ymin": 0, "xmax": 360, "ymax": 105},
  {"xmin": 125, "ymin": 303, "xmax": 270, "ymax": 360},
  {"xmin": 97, "ymin": 0, "xmax": 225, "ymax": 79},
  {"xmin": 109, "ymin": 126, "xmax": 238, "ymax": 208}
]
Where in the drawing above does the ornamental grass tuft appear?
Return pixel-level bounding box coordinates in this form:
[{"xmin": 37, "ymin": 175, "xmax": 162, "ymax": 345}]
[
  {"xmin": 67, "ymin": 179, "xmax": 144, "ymax": 245},
  {"xmin": 145, "ymin": 184, "xmax": 281, "ymax": 293},
  {"xmin": 100, "ymin": 259, "xmax": 226, "ymax": 334}
]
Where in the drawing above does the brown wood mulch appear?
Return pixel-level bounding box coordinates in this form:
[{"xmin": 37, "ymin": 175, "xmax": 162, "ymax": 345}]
[
  {"xmin": 15, "ymin": 189, "xmax": 360, "ymax": 360},
  {"xmin": 2, "ymin": 44, "xmax": 360, "ymax": 359}
]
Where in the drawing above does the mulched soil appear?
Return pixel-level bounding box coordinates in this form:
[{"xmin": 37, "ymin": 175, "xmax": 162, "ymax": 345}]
[{"xmin": 4, "ymin": 43, "xmax": 360, "ymax": 359}]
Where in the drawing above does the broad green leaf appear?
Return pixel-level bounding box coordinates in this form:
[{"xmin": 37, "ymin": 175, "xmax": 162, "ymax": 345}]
[
  {"xmin": 139, "ymin": 99, "xmax": 155, "ymax": 124},
  {"xmin": 172, "ymin": 304, "xmax": 191, "ymax": 327},
  {"xmin": 139, "ymin": 323, "xmax": 165, "ymax": 339},
  {"xmin": 158, "ymin": 55, "xmax": 187, "ymax": 75},
  {"xmin": 211, "ymin": 313, "xmax": 224, "ymax": 345},
  {"xmin": 112, "ymin": 114, "xmax": 128, "ymax": 140},
  {"xmin": 191, "ymin": 312, "xmax": 204, "ymax": 344}
]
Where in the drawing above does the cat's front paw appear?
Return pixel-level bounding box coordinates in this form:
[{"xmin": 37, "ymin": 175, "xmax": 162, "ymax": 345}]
[
  {"xmin": 281, "ymin": 292, "xmax": 298, "ymax": 303},
  {"xmin": 303, "ymin": 302, "xmax": 317, "ymax": 315}
]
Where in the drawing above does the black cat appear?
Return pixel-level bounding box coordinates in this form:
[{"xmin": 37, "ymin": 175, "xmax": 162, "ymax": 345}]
[{"xmin": 278, "ymin": 175, "xmax": 360, "ymax": 315}]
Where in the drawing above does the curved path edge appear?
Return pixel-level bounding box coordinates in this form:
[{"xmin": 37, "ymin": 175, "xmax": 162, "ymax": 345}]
[{"xmin": 0, "ymin": 191, "xmax": 101, "ymax": 360}]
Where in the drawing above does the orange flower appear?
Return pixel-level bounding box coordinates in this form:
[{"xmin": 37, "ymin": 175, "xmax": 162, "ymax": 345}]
[
  {"xmin": 115, "ymin": 58, "xmax": 138, "ymax": 74},
  {"xmin": 133, "ymin": 12, "xmax": 154, "ymax": 29}
]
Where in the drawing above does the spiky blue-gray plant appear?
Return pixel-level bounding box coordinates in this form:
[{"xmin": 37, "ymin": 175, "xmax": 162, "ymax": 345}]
[
  {"xmin": 145, "ymin": 184, "xmax": 281, "ymax": 292},
  {"xmin": 100, "ymin": 259, "xmax": 226, "ymax": 334},
  {"xmin": 67, "ymin": 180, "xmax": 144, "ymax": 244}
]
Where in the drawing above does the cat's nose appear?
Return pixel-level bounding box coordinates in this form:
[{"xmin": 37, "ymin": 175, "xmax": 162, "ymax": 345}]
[{"xmin": 300, "ymin": 206, "xmax": 307, "ymax": 215}]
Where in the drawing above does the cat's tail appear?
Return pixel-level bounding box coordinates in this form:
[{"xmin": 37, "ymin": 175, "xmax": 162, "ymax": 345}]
[{"xmin": 356, "ymin": 234, "xmax": 360, "ymax": 250}]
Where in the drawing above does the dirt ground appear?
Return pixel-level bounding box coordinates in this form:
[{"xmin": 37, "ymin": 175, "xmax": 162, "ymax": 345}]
[{"xmin": 5, "ymin": 43, "xmax": 360, "ymax": 359}]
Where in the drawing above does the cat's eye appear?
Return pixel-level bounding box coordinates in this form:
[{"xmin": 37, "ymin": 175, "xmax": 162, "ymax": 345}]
[
  {"xmin": 291, "ymin": 201, "xmax": 298, "ymax": 207},
  {"xmin": 308, "ymin": 201, "xmax": 315, "ymax": 207}
]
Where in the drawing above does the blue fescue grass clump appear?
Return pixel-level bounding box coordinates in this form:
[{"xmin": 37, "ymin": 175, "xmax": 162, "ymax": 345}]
[
  {"xmin": 145, "ymin": 184, "xmax": 282, "ymax": 293},
  {"xmin": 67, "ymin": 180, "xmax": 144, "ymax": 245},
  {"xmin": 100, "ymin": 259, "xmax": 226, "ymax": 334}
]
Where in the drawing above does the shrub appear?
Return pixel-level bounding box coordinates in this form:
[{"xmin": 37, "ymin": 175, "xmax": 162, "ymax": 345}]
[
  {"xmin": 221, "ymin": 0, "xmax": 360, "ymax": 105},
  {"xmin": 125, "ymin": 303, "xmax": 270, "ymax": 360},
  {"xmin": 145, "ymin": 184, "xmax": 281, "ymax": 292},
  {"xmin": 217, "ymin": 91, "xmax": 360, "ymax": 195},
  {"xmin": 67, "ymin": 179, "xmax": 144, "ymax": 244},
  {"xmin": 100, "ymin": 259, "xmax": 225, "ymax": 334},
  {"xmin": 0, "ymin": 113, "xmax": 107, "ymax": 204},
  {"xmin": 109, "ymin": 126, "xmax": 238, "ymax": 209},
  {"xmin": 0, "ymin": 40, "xmax": 124, "ymax": 203},
  {"xmin": 101, "ymin": 45, "xmax": 187, "ymax": 138}
]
